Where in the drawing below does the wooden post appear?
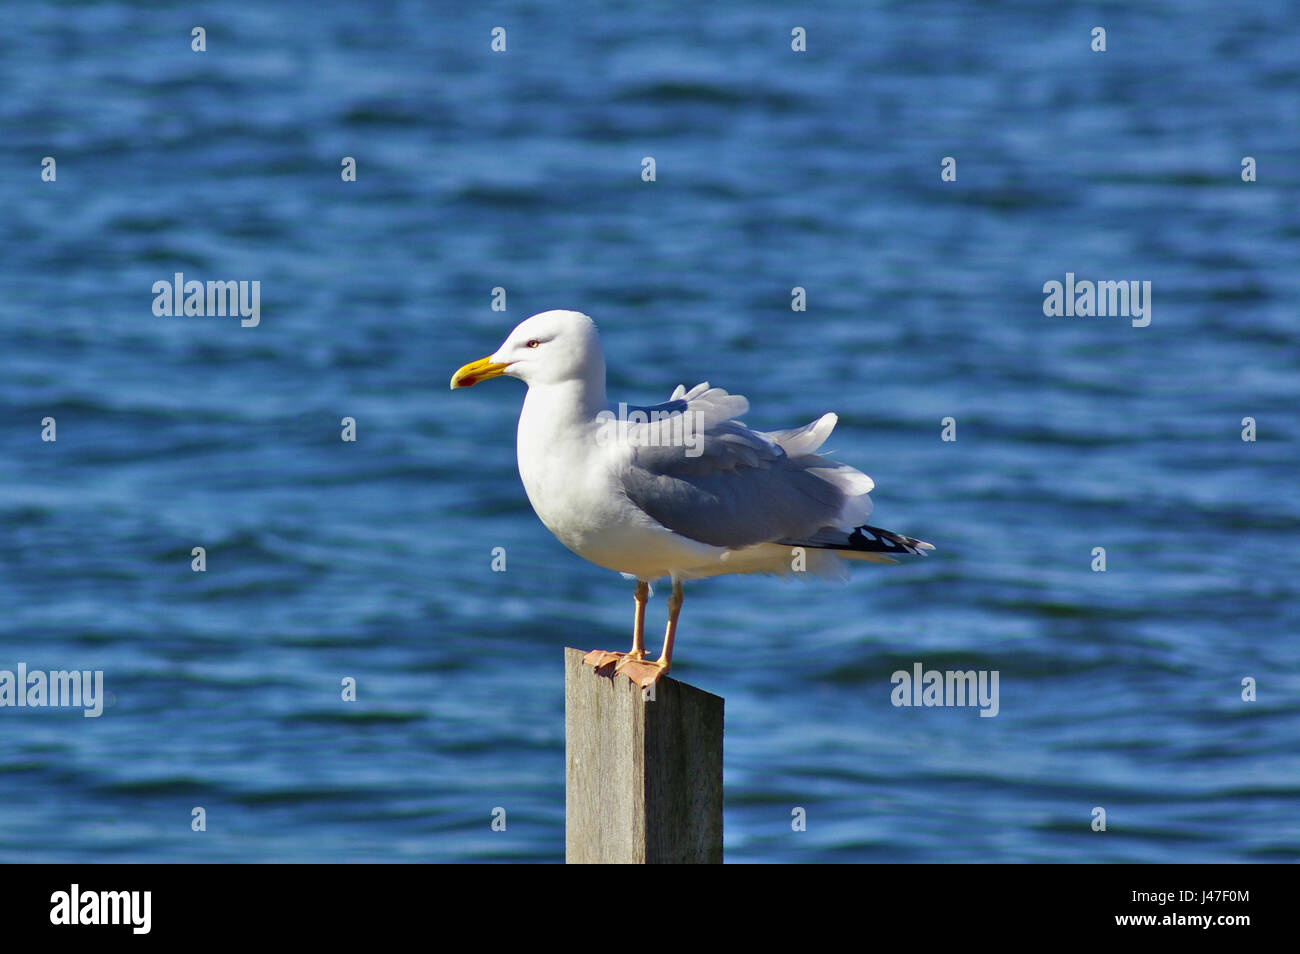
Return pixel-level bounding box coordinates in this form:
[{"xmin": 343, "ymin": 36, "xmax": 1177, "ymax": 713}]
[{"xmin": 564, "ymin": 647, "xmax": 724, "ymax": 864}]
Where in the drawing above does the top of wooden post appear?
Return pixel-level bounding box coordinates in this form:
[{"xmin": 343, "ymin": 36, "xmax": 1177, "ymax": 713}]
[{"xmin": 564, "ymin": 647, "xmax": 724, "ymax": 864}]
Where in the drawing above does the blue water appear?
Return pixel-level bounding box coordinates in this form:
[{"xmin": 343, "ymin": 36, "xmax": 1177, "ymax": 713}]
[{"xmin": 1, "ymin": 1, "xmax": 1297, "ymax": 862}]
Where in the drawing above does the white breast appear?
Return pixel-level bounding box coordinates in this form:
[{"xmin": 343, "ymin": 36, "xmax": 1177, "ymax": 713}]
[{"xmin": 514, "ymin": 387, "xmax": 720, "ymax": 580}]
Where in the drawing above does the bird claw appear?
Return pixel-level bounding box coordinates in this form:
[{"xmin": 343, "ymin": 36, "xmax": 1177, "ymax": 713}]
[
  {"xmin": 614, "ymin": 657, "xmax": 668, "ymax": 689},
  {"xmin": 581, "ymin": 651, "xmax": 666, "ymax": 689},
  {"xmin": 581, "ymin": 649, "xmax": 625, "ymax": 672}
]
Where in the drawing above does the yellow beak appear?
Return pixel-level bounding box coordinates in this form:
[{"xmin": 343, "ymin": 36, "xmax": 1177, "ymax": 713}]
[{"xmin": 450, "ymin": 355, "xmax": 510, "ymax": 389}]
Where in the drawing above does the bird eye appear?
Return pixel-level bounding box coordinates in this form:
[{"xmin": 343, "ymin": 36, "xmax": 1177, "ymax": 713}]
[{"xmin": 525, "ymin": 339, "xmax": 540, "ymax": 349}]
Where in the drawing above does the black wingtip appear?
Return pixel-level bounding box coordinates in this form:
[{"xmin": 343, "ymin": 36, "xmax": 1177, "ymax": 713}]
[{"xmin": 847, "ymin": 525, "xmax": 934, "ymax": 556}]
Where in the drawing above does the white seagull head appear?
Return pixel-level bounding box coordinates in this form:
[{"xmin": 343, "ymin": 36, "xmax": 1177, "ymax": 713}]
[{"xmin": 450, "ymin": 309, "xmax": 605, "ymax": 390}]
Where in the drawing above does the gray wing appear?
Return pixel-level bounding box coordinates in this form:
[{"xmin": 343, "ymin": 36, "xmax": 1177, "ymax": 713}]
[{"xmin": 614, "ymin": 383, "xmax": 872, "ymax": 548}]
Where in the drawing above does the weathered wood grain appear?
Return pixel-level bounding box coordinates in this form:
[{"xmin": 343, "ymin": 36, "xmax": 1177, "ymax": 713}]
[{"xmin": 565, "ymin": 647, "xmax": 723, "ymax": 864}]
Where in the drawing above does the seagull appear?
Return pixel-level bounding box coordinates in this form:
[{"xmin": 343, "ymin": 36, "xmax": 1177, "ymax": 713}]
[{"xmin": 450, "ymin": 310, "xmax": 933, "ymax": 688}]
